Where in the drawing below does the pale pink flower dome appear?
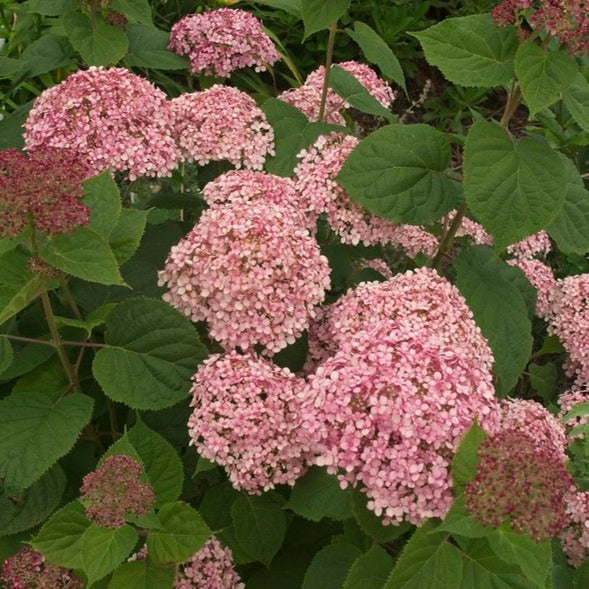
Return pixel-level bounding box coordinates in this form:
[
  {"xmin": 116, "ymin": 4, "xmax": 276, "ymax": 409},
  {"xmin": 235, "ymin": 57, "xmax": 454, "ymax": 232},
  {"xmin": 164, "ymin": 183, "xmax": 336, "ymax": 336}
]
[
  {"xmin": 508, "ymin": 230, "xmax": 552, "ymax": 259},
  {"xmin": 168, "ymin": 8, "xmax": 280, "ymax": 77},
  {"xmin": 305, "ymin": 267, "xmax": 494, "ymax": 372},
  {"xmin": 24, "ymin": 67, "xmax": 179, "ymax": 181},
  {"xmin": 548, "ymin": 274, "xmax": 589, "ymax": 386},
  {"xmin": 389, "ymin": 224, "xmax": 438, "ymax": 258},
  {"xmin": 188, "ymin": 352, "xmax": 309, "ymax": 493},
  {"xmin": 302, "ymin": 318, "xmax": 499, "ymax": 526},
  {"xmin": 278, "ymin": 84, "xmax": 345, "ymax": 125},
  {"xmin": 158, "ymin": 201, "xmax": 330, "ymax": 355},
  {"xmin": 507, "ymin": 258, "xmax": 557, "ymax": 319},
  {"xmin": 171, "ymin": 86, "xmax": 274, "ymax": 170},
  {"xmin": 294, "ymin": 132, "xmax": 405, "ymax": 246}
]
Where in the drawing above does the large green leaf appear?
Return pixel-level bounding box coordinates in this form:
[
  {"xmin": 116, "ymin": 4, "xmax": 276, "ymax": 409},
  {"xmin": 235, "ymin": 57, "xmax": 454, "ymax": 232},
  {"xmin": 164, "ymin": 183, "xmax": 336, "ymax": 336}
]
[
  {"xmin": 108, "ymin": 559, "xmax": 176, "ymax": 589},
  {"xmin": 262, "ymin": 98, "xmax": 345, "ymax": 177},
  {"xmin": 26, "ymin": 0, "xmax": 80, "ymax": 15},
  {"xmin": 287, "ymin": 467, "xmax": 352, "ymax": 522},
  {"xmin": 92, "ymin": 298, "xmax": 206, "ymax": 410},
  {"xmin": 0, "ymin": 464, "xmax": 65, "ymax": 536},
  {"xmin": 330, "ymin": 66, "xmax": 396, "ymax": 121},
  {"xmin": 0, "ymin": 102, "xmax": 32, "ymax": 150},
  {"xmin": 337, "ymin": 124, "xmax": 461, "ymax": 224},
  {"xmin": 547, "ymin": 155, "xmax": 589, "ymax": 255},
  {"xmin": 450, "ymin": 422, "xmax": 487, "ymax": 495},
  {"xmin": 303, "ymin": 543, "xmax": 361, "ymax": 589},
  {"xmin": 515, "ymin": 43, "xmax": 577, "ymax": 117},
  {"xmin": 231, "ymin": 493, "xmax": 287, "ymax": 567},
  {"xmin": 346, "ymin": 22, "xmax": 406, "ymax": 92},
  {"xmin": 564, "ymin": 73, "xmax": 589, "ymax": 134},
  {"xmin": 410, "ymin": 15, "xmax": 517, "ymax": 87},
  {"xmin": 0, "ymin": 389, "xmax": 93, "ymax": 490},
  {"xmin": 109, "ymin": 209, "xmax": 148, "ymax": 264},
  {"xmin": 454, "ymin": 247, "xmax": 533, "ymax": 395},
  {"xmin": 437, "ymin": 497, "xmax": 492, "ymax": 539},
  {"xmin": 63, "ymin": 12, "xmax": 129, "ymax": 66},
  {"xmin": 16, "ymin": 34, "xmax": 75, "ymax": 80},
  {"xmin": 253, "ymin": 0, "xmax": 301, "ymax": 16},
  {"xmin": 343, "ymin": 545, "xmax": 394, "ymax": 589},
  {"xmin": 39, "ymin": 227, "xmax": 123, "ymax": 285},
  {"xmin": 110, "ymin": 0, "xmax": 152, "ymax": 24},
  {"xmin": 301, "ymin": 0, "xmax": 350, "ymax": 38},
  {"xmin": 147, "ymin": 502, "xmax": 210, "ymax": 564},
  {"xmin": 81, "ymin": 524, "xmax": 138, "ymax": 585},
  {"xmin": 0, "ymin": 338, "xmax": 13, "ymax": 376},
  {"xmin": 463, "ymin": 121, "xmax": 566, "ymax": 250},
  {"xmin": 83, "ymin": 172, "xmax": 122, "ymax": 239},
  {"xmin": 125, "ymin": 24, "xmax": 188, "ymax": 70}
]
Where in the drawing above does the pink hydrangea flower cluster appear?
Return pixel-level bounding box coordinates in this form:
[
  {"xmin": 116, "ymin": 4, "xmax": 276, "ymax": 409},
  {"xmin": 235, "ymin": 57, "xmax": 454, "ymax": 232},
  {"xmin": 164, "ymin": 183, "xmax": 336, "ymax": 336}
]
[
  {"xmin": 80, "ymin": 455, "xmax": 155, "ymax": 528},
  {"xmin": 443, "ymin": 211, "xmax": 493, "ymax": 246},
  {"xmin": 1, "ymin": 546, "xmax": 82, "ymax": 589},
  {"xmin": 354, "ymin": 258, "xmax": 394, "ymax": 279},
  {"xmin": 279, "ymin": 61, "xmax": 394, "ymax": 124},
  {"xmin": 294, "ymin": 132, "xmax": 433, "ymax": 249},
  {"xmin": 507, "ymin": 259, "xmax": 557, "ymax": 318},
  {"xmin": 188, "ymin": 352, "xmax": 309, "ymax": 493},
  {"xmin": 507, "ymin": 230, "xmax": 552, "ymax": 259},
  {"xmin": 306, "ymin": 267, "xmax": 494, "ymax": 372},
  {"xmin": 465, "ymin": 429, "xmax": 573, "ymax": 541},
  {"xmin": 158, "ymin": 201, "xmax": 330, "ymax": 355},
  {"xmin": 168, "ymin": 8, "xmax": 280, "ymax": 77},
  {"xmin": 559, "ymin": 387, "xmax": 589, "ymax": 440},
  {"xmin": 302, "ymin": 317, "xmax": 499, "ymax": 526},
  {"xmin": 24, "ymin": 67, "xmax": 179, "ymax": 181},
  {"xmin": 548, "ymin": 274, "xmax": 589, "ymax": 386},
  {"xmin": 171, "ymin": 86, "xmax": 274, "ymax": 170},
  {"xmin": 0, "ymin": 148, "xmax": 91, "ymax": 237},
  {"xmin": 562, "ymin": 491, "xmax": 589, "ymax": 567}
]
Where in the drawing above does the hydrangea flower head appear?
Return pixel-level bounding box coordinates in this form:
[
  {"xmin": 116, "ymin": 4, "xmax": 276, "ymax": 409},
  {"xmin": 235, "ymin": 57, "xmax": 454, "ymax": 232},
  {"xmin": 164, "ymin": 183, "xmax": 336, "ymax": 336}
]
[
  {"xmin": 507, "ymin": 230, "xmax": 552, "ymax": 259},
  {"xmin": 303, "ymin": 318, "xmax": 499, "ymax": 526},
  {"xmin": 159, "ymin": 201, "xmax": 330, "ymax": 355},
  {"xmin": 0, "ymin": 148, "xmax": 91, "ymax": 237},
  {"xmin": 1, "ymin": 546, "xmax": 82, "ymax": 589},
  {"xmin": 24, "ymin": 67, "xmax": 179, "ymax": 180},
  {"xmin": 278, "ymin": 84, "xmax": 345, "ymax": 125},
  {"xmin": 562, "ymin": 491, "xmax": 589, "ymax": 567},
  {"xmin": 507, "ymin": 259, "xmax": 557, "ymax": 319},
  {"xmin": 559, "ymin": 387, "xmax": 589, "ymax": 440},
  {"xmin": 168, "ymin": 8, "xmax": 280, "ymax": 77},
  {"xmin": 171, "ymin": 87, "xmax": 274, "ymax": 170},
  {"xmin": 80, "ymin": 455, "xmax": 155, "ymax": 528},
  {"xmin": 188, "ymin": 352, "xmax": 309, "ymax": 493}
]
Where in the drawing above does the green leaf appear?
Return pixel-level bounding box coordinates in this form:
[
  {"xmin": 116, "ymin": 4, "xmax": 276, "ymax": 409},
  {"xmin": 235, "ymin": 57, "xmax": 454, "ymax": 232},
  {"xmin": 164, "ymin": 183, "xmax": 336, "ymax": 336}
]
[
  {"xmin": 528, "ymin": 362, "xmax": 557, "ymax": 401},
  {"xmin": 17, "ymin": 34, "xmax": 74, "ymax": 79},
  {"xmin": 253, "ymin": 0, "xmax": 302, "ymax": 16},
  {"xmin": 287, "ymin": 467, "xmax": 352, "ymax": 522},
  {"xmin": 127, "ymin": 418, "xmax": 184, "ymax": 506},
  {"xmin": 110, "ymin": 0, "xmax": 152, "ymax": 24},
  {"xmin": 0, "ymin": 57, "xmax": 22, "ymax": 78},
  {"xmin": 63, "ymin": 12, "xmax": 129, "ymax": 66},
  {"xmin": 563, "ymin": 401, "xmax": 589, "ymax": 422},
  {"xmin": 337, "ymin": 124, "xmax": 461, "ymax": 224},
  {"xmin": 410, "ymin": 15, "xmax": 517, "ymax": 88},
  {"xmin": 83, "ymin": 172, "xmax": 122, "ymax": 239},
  {"xmin": 0, "ymin": 464, "xmax": 66, "ymax": 536},
  {"xmin": 547, "ymin": 155, "xmax": 589, "ymax": 255},
  {"xmin": 343, "ymin": 545, "xmax": 394, "ymax": 589},
  {"xmin": 564, "ymin": 73, "xmax": 589, "ymax": 134},
  {"xmin": 454, "ymin": 247, "xmax": 533, "ymax": 395},
  {"xmin": 351, "ymin": 490, "xmax": 412, "ymax": 542},
  {"xmin": 93, "ymin": 298, "xmax": 207, "ymax": 410},
  {"xmin": 109, "ymin": 209, "xmax": 148, "ymax": 264},
  {"xmin": 55, "ymin": 303, "xmax": 116, "ymax": 337},
  {"xmin": 346, "ymin": 22, "xmax": 406, "ymax": 92},
  {"xmin": 330, "ymin": 66, "xmax": 396, "ymax": 122},
  {"xmin": 125, "ymin": 24, "xmax": 188, "ymax": 70},
  {"xmin": 515, "ymin": 43, "xmax": 577, "ymax": 117},
  {"xmin": 147, "ymin": 502, "xmax": 210, "ymax": 564},
  {"xmin": 40, "ymin": 227, "xmax": 123, "ymax": 285},
  {"xmin": 32, "ymin": 501, "xmax": 92, "ymax": 568},
  {"xmin": 437, "ymin": 497, "xmax": 492, "ymax": 539},
  {"xmin": 0, "ymin": 102, "xmax": 32, "ymax": 150},
  {"xmin": 487, "ymin": 525, "xmax": 551, "ymax": 589},
  {"xmin": 303, "ymin": 543, "xmax": 362, "ymax": 589},
  {"xmin": 27, "ymin": 0, "xmax": 80, "ymax": 15},
  {"xmin": 108, "ymin": 559, "xmax": 176, "ymax": 589},
  {"xmin": 384, "ymin": 521, "xmax": 464, "ymax": 588},
  {"xmin": 301, "ymin": 0, "xmax": 350, "ymax": 38},
  {"xmin": 0, "ymin": 337, "xmax": 13, "ymax": 376},
  {"xmin": 451, "ymin": 421, "xmax": 487, "ymax": 494},
  {"xmin": 231, "ymin": 493, "xmax": 287, "ymax": 567},
  {"xmin": 82, "ymin": 524, "xmax": 138, "ymax": 585},
  {"xmin": 0, "ymin": 390, "xmax": 93, "ymax": 490},
  {"xmin": 262, "ymin": 98, "xmax": 345, "ymax": 177},
  {"xmin": 463, "ymin": 121, "xmax": 566, "ymax": 250}
]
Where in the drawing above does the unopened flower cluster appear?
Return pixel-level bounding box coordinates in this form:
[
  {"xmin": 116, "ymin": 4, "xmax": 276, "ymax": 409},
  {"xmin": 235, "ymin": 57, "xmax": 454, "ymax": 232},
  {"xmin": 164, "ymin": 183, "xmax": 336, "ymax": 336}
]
[
  {"xmin": 1, "ymin": 546, "xmax": 82, "ymax": 589},
  {"xmin": 159, "ymin": 201, "xmax": 330, "ymax": 355},
  {"xmin": 0, "ymin": 148, "xmax": 91, "ymax": 237},
  {"xmin": 171, "ymin": 86, "xmax": 275, "ymax": 170},
  {"xmin": 188, "ymin": 352, "xmax": 309, "ymax": 492},
  {"xmin": 24, "ymin": 67, "xmax": 179, "ymax": 180},
  {"xmin": 168, "ymin": 8, "xmax": 280, "ymax": 77},
  {"xmin": 80, "ymin": 455, "xmax": 155, "ymax": 528}
]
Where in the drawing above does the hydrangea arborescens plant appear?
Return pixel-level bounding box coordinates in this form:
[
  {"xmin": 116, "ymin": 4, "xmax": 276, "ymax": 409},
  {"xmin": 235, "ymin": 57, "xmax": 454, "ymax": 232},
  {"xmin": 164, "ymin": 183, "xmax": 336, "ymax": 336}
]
[{"xmin": 2, "ymin": 0, "xmax": 589, "ymax": 586}]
